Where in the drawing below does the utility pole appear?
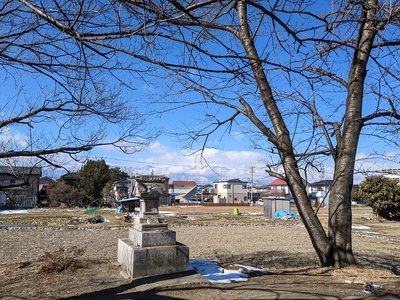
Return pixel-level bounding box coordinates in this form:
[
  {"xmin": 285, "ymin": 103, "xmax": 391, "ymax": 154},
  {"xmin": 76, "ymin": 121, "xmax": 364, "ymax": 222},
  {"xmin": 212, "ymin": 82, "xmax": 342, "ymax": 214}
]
[{"xmin": 250, "ymin": 166, "xmax": 254, "ymax": 203}]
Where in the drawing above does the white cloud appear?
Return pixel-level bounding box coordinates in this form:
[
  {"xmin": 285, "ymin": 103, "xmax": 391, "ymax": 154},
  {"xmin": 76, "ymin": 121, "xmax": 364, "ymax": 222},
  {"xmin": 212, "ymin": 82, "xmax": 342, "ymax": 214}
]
[
  {"xmin": 98, "ymin": 141, "xmax": 271, "ymax": 184},
  {"xmin": 148, "ymin": 141, "xmax": 169, "ymax": 154},
  {"xmin": 0, "ymin": 128, "xmax": 29, "ymax": 149},
  {"xmin": 81, "ymin": 140, "xmax": 400, "ymax": 186},
  {"xmin": 230, "ymin": 131, "xmax": 245, "ymax": 143}
]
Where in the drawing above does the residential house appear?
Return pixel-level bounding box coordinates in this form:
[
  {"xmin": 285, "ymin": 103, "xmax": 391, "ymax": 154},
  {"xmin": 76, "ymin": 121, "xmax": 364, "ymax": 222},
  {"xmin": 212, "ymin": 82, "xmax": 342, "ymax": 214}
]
[
  {"xmin": 265, "ymin": 178, "xmax": 291, "ymax": 198},
  {"xmin": 212, "ymin": 178, "xmax": 248, "ymax": 204},
  {"xmin": 39, "ymin": 176, "xmax": 54, "ymax": 191},
  {"xmin": 38, "ymin": 176, "xmax": 55, "ymax": 204},
  {"xmin": 380, "ymin": 168, "xmax": 400, "ymax": 178},
  {"xmin": 60, "ymin": 172, "xmax": 80, "ymax": 189},
  {"xmin": 113, "ymin": 178, "xmax": 133, "ymax": 200},
  {"xmin": 307, "ymin": 180, "xmax": 334, "ymax": 205},
  {"xmin": 0, "ymin": 166, "xmax": 42, "ymax": 208},
  {"xmin": 169, "ymin": 180, "xmax": 197, "ymax": 202},
  {"xmin": 196, "ymin": 184, "xmax": 213, "ymax": 201},
  {"xmin": 249, "ymin": 185, "xmax": 269, "ymax": 202}
]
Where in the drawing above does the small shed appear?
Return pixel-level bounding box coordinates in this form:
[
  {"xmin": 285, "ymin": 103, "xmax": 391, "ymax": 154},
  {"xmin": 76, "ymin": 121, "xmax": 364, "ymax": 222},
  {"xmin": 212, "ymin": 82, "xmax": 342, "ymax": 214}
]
[
  {"xmin": 264, "ymin": 198, "xmax": 291, "ymax": 218},
  {"xmin": 117, "ymin": 197, "xmax": 140, "ymax": 213}
]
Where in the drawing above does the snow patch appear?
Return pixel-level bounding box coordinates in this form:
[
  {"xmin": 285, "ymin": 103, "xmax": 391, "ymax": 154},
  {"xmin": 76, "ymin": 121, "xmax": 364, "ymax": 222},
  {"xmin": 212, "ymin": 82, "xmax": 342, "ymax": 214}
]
[
  {"xmin": 0, "ymin": 209, "xmax": 29, "ymax": 214},
  {"xmin": 189, "ymin": 260, "xmax": 268, "ymax": 284}
]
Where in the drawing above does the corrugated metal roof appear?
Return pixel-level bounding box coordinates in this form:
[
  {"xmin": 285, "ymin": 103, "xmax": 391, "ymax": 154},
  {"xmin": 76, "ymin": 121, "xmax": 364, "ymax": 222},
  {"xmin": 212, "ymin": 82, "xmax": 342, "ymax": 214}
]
[{"xmin": 0, "ymin": 166, "xmax": 42, "ymax": 176}]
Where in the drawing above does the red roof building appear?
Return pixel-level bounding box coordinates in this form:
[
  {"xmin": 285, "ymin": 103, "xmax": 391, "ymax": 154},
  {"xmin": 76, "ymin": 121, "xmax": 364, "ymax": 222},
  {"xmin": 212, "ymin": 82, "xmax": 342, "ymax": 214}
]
[
  {"xmin": 265, "ymin": 178, "xmax": 290, "ymax": 198},
  {"xmin": 169, "ymin": 181, "xmax": 197, "ymax": 202}
]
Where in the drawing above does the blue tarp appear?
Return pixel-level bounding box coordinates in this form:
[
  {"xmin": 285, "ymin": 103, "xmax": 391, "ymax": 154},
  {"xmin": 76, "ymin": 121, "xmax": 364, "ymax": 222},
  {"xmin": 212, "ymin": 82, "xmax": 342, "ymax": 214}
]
[{"xmin": 273, "ymin": 210, "xmax": 297, "ymax": 219}]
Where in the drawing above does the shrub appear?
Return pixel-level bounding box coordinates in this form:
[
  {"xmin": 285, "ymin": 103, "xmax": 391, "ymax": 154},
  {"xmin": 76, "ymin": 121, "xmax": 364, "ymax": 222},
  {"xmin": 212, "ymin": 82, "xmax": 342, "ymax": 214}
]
[
  {"xmin": 38, "ymin": 246, "xmax": 85, "ymax": 273},
  {"xmin": 350, "ymin": 188, "xmax": 362, "ymax": 203},
  {"xmin": 47, "ymin": 181, "xmax": 85, "ymax": 208},
  {"xmin": 358, "ymin": 176, "xmax": 400, "ymax": 220}
]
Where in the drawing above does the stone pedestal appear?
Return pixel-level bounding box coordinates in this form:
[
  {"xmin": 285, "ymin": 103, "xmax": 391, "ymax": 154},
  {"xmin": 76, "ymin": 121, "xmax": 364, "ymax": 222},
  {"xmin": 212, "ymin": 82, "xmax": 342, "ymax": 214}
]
[{"xmin": 118, "ymin": 195, "xmax": 189, "ymax": 279}]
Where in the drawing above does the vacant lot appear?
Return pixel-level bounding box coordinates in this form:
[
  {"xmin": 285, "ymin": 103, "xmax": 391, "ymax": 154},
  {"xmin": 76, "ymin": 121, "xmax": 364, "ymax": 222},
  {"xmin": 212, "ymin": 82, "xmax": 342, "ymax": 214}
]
[{"xmin": 0, "ymin": 205, "xmax": 399, "ymax": 299}]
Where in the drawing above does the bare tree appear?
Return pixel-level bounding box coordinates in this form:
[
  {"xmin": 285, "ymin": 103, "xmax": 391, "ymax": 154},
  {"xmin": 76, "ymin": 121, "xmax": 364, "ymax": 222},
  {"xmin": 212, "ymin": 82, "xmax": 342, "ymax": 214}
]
[
  {"xmin": 19, "ymin": 0, "xmax": 400, "ymax": 267},
  {"xmin": 0, "ymin": 0, "xmax": 157, "ymax": 172}
]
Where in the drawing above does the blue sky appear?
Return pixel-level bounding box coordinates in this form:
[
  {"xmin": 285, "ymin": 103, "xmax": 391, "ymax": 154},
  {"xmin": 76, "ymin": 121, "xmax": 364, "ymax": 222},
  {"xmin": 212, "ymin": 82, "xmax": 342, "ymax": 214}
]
[
  {"xmin": 54, "ymin": 81, "xmax": 399, "ymax": 186},
  {"xmin": 4, "ymin": 63, "xmax": 400, "ymax": 186},
  {"xmin": 79, "ymin": 75, "xmax": 400, "ymax": 186},
  {"xmin": 1, "ymin": 58, "xmax": 277, "ymax": 185}
]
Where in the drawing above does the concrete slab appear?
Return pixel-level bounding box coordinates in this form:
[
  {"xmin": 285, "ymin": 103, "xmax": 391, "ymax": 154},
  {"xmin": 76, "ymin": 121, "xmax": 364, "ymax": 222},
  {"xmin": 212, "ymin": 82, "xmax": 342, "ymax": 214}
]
[
  {"xmin": 118, "ymin": 238, "xmax": 189, "ymax": 279},
  {"xmin": 129, "ymin": 227, "xmax": 176, "ymax": 247}
]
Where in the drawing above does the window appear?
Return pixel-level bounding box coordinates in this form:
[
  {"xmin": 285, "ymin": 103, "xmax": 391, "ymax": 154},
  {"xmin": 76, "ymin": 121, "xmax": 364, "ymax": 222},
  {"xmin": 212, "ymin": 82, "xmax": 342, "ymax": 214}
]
[
  {"xmin": 223, "ymin": 184, "xmax": 231, "ymax": 189},
  {"xmin": 242, "ymin": 185, "xmax": 247, "ymax": 189}
]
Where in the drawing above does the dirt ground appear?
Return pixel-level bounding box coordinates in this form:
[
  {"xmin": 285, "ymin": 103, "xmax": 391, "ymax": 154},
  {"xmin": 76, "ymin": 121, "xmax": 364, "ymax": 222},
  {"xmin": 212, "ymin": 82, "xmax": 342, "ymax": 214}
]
[{"xmin": 0, "ymin": 205, "xmax": 399, "ymax": 299}]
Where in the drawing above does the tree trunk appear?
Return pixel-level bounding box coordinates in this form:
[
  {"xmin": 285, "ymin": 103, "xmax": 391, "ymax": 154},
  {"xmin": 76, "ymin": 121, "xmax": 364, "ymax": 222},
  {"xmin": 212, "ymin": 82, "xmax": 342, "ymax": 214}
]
[
  {"xmin": 237, "ymin": 0, "xmax": 379, "ymax": 267},
  {"xmin": 283, "ymin": 156, "xmax": 334, "ymax": 267},
  {"xmin": 328, "ymin": 163, "xmax": 356, "ymax": 267},
  {"xmin": 326, "ymin": 0, "xmax": 378, "ymax": 268},
  {"xmin": 237, "ymin": 1, "xmax": 335, "ymax": 267}
]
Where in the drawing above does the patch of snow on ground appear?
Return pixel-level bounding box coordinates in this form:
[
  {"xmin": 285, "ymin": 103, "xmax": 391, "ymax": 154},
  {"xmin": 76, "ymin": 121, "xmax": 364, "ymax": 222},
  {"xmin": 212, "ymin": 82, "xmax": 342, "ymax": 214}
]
[
  {"xmin": 0, "ymin": 209, "xmax": 29, "ymax": 214},
  {"xmin": 248, "ymin": 212, "xmax": 264, "ymax": 216},
  {"xmin": 358, "ymin": 231, "xmax": 379, "ymax": 236},
  {"xmin": 189, "ymin": 260, "xmax": 267, "ymax": 284},
  {"xmin": 352, "ymin": 225, "xmax": 371, "ymax": 230},
  {"xmin": 159, "ymin": 211, "xmax": 176, "ymax": 216},
  {"xmin": 233, "ymin": 264, "xmax": 269, "ymax": 274}
]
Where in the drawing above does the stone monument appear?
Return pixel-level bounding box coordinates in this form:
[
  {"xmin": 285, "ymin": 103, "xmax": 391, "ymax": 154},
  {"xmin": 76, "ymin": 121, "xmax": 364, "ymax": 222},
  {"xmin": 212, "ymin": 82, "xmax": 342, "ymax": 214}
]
[{"xmin": 117, "ymin": 173, "xmax": 189, "ymax": 278}]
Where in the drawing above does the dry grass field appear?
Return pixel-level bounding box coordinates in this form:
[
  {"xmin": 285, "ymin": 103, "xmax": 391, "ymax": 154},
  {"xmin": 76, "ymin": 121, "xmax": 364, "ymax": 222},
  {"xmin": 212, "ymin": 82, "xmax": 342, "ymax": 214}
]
[{"xmin": 0, "ymin": 205, "xmax": 399, "ymax": 299}]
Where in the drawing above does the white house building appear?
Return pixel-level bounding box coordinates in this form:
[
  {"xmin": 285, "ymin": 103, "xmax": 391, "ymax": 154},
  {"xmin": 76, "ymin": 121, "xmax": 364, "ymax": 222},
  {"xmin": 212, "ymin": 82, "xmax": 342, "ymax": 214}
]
[
  {"xmin": 380, "ymin": 169, "xmax": 400, "ymax": 180},
  {"xmin": 212, "ymin": 178, "xmax": 248, "ymax": 204},
  {"xmin": 307, "ymin": 180, "xmax": 334, "ymax": 205},
  {"xmin": 169, "ymin": 180, "xmax": 197, "ymax": 202}
]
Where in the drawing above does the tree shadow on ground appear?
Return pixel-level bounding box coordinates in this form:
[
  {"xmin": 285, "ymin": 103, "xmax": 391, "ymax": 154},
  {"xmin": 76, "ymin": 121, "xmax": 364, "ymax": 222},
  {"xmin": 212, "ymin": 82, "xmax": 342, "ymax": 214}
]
[
  {"xmin": 60, "ymin": 269, "xmax": 399, "ymax": 300},
  {"xmin": 214, "ymin": 249, "xmax": 318, "ymax": 270},
  {"xmin": 61, "ymin": 270, "xmax": 203, "ymax": 300},
  {"xmin": 60, "ymin": 250, "xmax": 399, "ymax": 300},
  {"xmin": 355, "ymin": 252, "xmax": 400, "ymax": 276}
]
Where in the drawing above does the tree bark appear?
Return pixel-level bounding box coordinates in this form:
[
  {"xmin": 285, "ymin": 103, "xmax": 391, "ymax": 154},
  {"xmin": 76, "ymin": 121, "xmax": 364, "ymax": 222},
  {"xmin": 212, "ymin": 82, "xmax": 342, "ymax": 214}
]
[{"xmin": 327, "ymin": 0, "xmax": 379, "ymax": 267}]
